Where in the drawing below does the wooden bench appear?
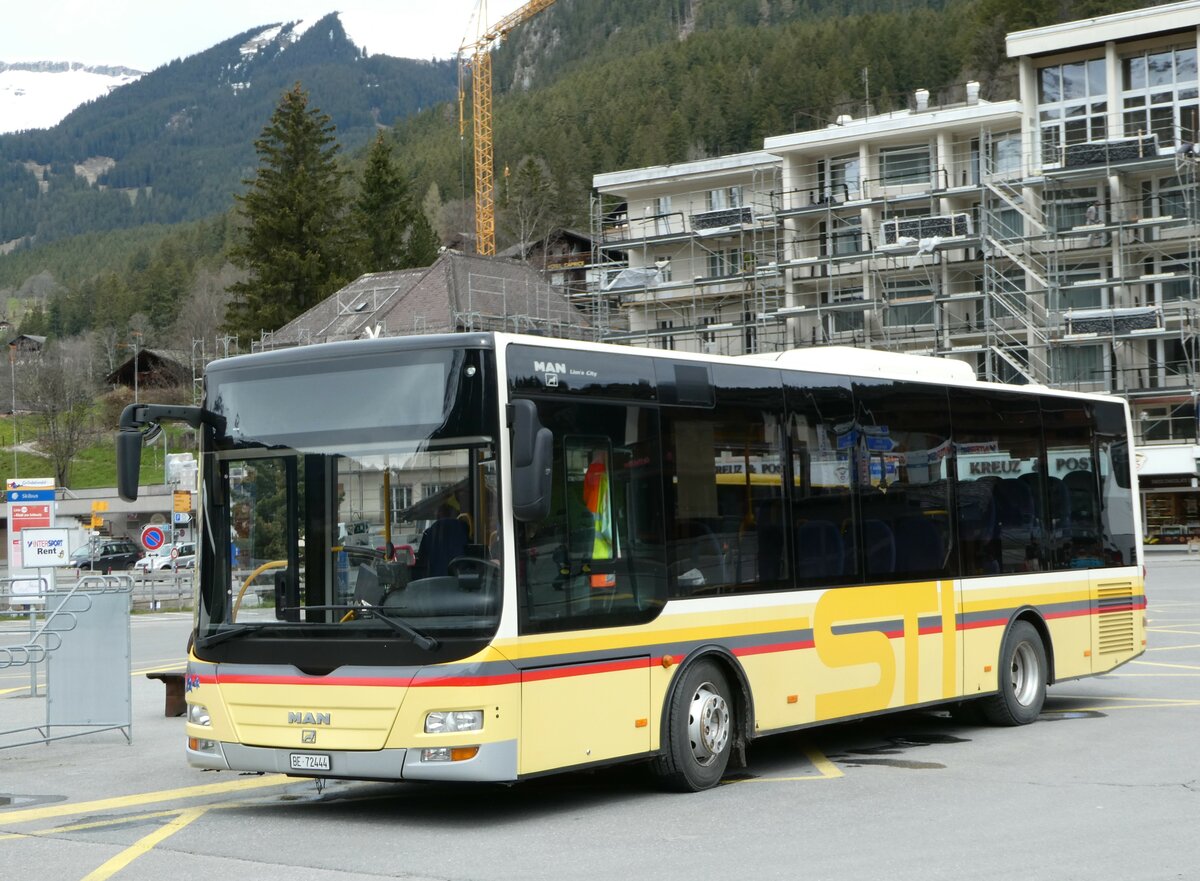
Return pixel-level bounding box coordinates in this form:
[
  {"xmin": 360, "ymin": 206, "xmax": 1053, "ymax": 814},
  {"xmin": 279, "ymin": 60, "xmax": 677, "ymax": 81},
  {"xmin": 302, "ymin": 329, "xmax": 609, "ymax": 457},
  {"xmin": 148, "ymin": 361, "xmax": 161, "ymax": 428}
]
[{"xmin": 145, "ymin": 672, "xmax": 186, "ymax": 717}]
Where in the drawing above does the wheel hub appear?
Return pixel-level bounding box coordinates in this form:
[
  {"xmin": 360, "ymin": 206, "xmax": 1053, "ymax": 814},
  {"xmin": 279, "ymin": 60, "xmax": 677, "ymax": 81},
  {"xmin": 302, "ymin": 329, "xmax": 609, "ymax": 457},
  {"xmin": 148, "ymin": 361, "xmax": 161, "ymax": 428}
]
[{"xmin": 687, "ymin": 682, "xmax": 730, "ymax": 766}]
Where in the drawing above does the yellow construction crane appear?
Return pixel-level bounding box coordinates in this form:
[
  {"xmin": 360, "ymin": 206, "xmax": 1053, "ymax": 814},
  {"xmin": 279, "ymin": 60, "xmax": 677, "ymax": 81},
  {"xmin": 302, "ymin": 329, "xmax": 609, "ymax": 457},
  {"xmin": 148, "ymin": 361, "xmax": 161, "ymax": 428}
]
[{"xmin": 459, "ymin": 0, "xmax": 556, "ymax": 256}]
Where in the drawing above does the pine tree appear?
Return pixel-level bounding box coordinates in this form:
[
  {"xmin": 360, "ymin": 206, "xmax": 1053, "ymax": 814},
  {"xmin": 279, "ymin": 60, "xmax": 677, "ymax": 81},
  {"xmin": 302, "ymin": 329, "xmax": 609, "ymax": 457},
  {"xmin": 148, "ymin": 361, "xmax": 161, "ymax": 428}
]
[
  {"xmin": 354, "ymin": 133, "xmax": 414, "ymax": 272},
  {"xmin": 226, "ymin": 84, "xmax": 349, "ymax": 342}
]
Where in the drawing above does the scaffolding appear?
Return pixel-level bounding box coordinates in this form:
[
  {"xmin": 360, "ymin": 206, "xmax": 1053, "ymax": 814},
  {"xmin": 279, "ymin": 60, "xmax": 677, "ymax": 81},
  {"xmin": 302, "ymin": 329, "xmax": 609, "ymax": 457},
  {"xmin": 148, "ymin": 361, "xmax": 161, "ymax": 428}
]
[
  {"xmin": 587, "ymin": 91, "xmax": 1200, "ymax": 413},
  {"xmin": 591, "ymin": 161, "xmax": 785, "ymax": 355}
]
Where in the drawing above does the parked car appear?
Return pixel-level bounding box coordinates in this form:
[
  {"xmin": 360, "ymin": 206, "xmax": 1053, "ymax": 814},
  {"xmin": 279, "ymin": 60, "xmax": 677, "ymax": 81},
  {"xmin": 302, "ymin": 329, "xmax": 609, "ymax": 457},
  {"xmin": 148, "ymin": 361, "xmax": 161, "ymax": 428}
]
[
  {"xmin": 70, "ymin": 538, "xmax": 142, "ymax": 573},
  {"xmin": 133, "ymin": 542, "xmax": 196, "ymax": 573}
]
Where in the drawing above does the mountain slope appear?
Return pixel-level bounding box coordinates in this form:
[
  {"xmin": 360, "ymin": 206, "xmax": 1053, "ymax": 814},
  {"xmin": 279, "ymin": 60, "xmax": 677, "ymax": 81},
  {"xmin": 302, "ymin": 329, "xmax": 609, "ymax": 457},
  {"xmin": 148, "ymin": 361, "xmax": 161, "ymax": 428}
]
[{"xmin": 0, "ymin": 13, "xmax": 456, "ymax": 251}]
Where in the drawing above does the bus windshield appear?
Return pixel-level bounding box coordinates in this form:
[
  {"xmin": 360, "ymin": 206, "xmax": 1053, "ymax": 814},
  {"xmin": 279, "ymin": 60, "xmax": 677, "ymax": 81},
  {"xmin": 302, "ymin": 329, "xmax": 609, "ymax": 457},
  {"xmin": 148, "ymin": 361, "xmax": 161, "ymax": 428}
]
[{"xmin": 194, "ymin": 345, "xmax": 501, "ymax": 664}]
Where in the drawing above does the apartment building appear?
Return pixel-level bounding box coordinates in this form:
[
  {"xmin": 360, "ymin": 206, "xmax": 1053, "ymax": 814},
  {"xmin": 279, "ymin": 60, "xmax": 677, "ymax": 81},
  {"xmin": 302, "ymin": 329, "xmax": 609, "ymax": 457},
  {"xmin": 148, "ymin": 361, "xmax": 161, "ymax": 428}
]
[{"xmin": 592, "ymin": 1, "xmax": 1200, "ymax": 544}]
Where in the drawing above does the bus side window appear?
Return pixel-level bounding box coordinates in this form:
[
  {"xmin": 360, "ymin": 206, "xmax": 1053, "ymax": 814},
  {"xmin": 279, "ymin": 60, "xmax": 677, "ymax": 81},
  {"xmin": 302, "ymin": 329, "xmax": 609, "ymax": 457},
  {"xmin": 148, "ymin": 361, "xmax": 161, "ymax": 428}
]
[
  {"xmin": 1041, "ymin": 398, "xmax": 1104, "ymax": 570},
  {"xmin": 516, "ymin": 400, "xmax": 666, "ymax": 634},
  {"xmin": 785, "ymin": 376, "xmax": 858, "ymax": 586},
  {"xmin": 661, "ymin": 364, "xmax": 787, "ymax": 596},
  {"xmin": 950, "ymin": 389, "xmax": 1046, "ymax": 576},
  {"xmin": 852, "ymin": 380, "xmax": 954, "ymax": 581}
]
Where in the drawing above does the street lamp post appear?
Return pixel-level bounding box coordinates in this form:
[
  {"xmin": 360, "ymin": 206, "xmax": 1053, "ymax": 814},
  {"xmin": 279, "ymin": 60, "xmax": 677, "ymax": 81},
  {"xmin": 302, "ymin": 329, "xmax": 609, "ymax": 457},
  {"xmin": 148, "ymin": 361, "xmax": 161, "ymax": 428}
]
[{"xmin": 8, "ymin": 342, "xmax": 16, "ymax": 478}]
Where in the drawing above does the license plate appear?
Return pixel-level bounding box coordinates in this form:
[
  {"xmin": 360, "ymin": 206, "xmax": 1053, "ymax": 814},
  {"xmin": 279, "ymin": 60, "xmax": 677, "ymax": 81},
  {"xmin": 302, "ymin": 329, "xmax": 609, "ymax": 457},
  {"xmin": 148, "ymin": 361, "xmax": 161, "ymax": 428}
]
[{"xmin": 289, "ymin": 753, "xmax": 331, "ymax": 771}]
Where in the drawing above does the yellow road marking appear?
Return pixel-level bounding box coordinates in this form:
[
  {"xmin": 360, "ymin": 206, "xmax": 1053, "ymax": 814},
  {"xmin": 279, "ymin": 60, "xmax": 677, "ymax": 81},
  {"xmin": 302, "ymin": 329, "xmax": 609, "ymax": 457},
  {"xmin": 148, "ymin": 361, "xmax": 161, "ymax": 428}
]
[
  {"xmin": 728, "ymin": 745, "xmax": 844, "ymax": 783},
  {"xmin": 0, "ymin": 808, "xmax": 185, "ymax": 842},
  {"xmin": 81, "ymin": 807, "xmax": 209, "ymax": 881},
  {"xmin": 0, "ymin": 775, "xmax": 294, "ymax": 826}
]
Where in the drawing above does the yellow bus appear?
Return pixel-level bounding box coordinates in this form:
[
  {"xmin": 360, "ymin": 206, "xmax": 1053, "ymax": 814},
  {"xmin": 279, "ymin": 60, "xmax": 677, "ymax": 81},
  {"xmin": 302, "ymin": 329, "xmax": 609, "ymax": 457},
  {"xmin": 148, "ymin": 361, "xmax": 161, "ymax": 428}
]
[{"xmin": 117, "ymin": 333, "xmax": 1145, "ymax": 791}]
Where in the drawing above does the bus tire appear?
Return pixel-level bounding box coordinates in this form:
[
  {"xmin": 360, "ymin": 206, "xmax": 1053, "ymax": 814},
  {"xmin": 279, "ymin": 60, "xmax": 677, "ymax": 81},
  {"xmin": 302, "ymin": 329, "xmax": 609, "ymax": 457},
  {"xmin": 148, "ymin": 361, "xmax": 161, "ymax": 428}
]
[
  {"xmin": 980, "ymin": 620, "xmax": 1047, "ymax": 726},
  {"xmin": 653, "ymin": 658, "xmax": 733, "ymax": 792}
]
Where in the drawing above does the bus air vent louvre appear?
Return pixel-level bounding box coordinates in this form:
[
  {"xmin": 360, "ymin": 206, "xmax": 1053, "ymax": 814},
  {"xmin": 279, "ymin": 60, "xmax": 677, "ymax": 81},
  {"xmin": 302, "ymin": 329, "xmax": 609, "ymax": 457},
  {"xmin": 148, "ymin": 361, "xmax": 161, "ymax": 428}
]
[{"xmin": 1095, "ymin": 583, "xmax": 1135, "ymax": 655}]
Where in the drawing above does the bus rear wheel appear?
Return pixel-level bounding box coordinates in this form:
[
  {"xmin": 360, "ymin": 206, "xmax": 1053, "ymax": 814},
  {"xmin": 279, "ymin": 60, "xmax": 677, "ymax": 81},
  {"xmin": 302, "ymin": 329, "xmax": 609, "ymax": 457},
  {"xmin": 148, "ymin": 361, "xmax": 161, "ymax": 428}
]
[
  {"xmin": 654, "ymin": 659, "xmax": 733, "ymax": 792},
  {"xmin": 981, "ymin": 620, "xmax": 1047, "ymax": 726}
]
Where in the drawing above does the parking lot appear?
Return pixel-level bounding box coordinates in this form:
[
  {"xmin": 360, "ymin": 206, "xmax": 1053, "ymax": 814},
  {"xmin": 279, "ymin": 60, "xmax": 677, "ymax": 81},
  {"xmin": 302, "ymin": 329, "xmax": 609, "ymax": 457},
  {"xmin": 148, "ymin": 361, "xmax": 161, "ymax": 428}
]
[{"xmin": 0, "ymin": 555, "xmax": 1196, "ymax": 881}]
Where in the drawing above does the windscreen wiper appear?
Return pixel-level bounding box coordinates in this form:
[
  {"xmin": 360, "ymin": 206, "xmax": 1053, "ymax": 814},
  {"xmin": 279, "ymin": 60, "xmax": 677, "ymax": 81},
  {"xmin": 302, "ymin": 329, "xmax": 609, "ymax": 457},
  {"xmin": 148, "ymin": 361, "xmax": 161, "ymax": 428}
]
[
  {"xmin": 280, "ymin": 603, "xmax": 439, "ymax": 651},
  {"xmin": 197, "ymin": 624, "xmax": 262, "ymax": 649}
]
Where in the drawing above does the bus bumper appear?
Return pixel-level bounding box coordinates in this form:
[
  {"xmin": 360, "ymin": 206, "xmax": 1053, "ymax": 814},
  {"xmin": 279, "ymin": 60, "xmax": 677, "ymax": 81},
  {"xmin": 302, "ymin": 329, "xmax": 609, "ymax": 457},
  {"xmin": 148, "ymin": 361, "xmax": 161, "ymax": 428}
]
[{"xmin": 187, "ymin": 739, "xmax": 518, "ymax": 782}]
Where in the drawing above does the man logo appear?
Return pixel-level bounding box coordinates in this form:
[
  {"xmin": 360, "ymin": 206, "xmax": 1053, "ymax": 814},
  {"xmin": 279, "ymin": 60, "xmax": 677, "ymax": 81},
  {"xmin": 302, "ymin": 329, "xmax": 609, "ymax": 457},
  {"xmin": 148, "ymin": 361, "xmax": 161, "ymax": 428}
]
[
  {"xmin": 288, "ymin": 711, "xmax": 331, "ymax": 725},
  {"xmin": 302, "ymin": 730, "xmax": 317, "ymax": 744},
  {"xmin": 533, "ymin": 360, "xmax": 566, "ymax": 374}
]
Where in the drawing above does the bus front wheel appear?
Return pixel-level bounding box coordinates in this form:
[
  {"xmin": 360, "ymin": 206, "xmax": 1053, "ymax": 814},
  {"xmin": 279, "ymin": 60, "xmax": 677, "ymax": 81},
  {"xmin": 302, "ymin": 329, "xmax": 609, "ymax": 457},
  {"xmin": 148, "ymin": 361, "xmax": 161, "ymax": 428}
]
[
  {"xmin": 981, "ymin": 620, "xmax": 1047, "ymax": 726},
  {"xmin": 654, "ymin": 659, "xmax": 733, "ymax": 792}
]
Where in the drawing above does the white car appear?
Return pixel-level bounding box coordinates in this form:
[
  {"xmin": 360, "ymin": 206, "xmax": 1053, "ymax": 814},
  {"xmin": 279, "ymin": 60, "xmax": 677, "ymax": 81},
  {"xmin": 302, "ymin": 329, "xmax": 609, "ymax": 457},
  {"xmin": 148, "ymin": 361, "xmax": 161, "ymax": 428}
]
[{"xmin": 134, "ymin": 542, "xmax": 196, "ymax": 573}]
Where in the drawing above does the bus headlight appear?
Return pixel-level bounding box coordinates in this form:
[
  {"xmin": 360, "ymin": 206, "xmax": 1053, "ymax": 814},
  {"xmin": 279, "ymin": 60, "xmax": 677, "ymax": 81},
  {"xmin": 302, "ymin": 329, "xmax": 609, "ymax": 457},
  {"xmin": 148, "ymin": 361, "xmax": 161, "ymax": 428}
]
[
  {"xmin": 187, "ymin": 703, "xmax": 211, "ymax": 727},
  {"xmin": 424, "ymin": 710, "xmax": 483, "ymax": 733}
]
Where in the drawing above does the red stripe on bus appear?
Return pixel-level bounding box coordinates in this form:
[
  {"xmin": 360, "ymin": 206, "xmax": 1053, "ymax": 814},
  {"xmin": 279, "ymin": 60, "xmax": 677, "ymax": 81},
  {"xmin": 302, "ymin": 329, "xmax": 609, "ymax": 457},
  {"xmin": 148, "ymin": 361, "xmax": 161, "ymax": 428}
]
[
  {"xmin": 734, "ymin": 639, "xmax": 816, "ymax": 657},
  {"xmin": 215, "ymin": 673, "xmax": 414, "ymax": 688},
  {"xmin": 519, "ymin": 658, "xmax": 650, "ymax": 682},
  {"xmin": 409, "ymin": 673, "xmax": 522, "ymax": 687}
]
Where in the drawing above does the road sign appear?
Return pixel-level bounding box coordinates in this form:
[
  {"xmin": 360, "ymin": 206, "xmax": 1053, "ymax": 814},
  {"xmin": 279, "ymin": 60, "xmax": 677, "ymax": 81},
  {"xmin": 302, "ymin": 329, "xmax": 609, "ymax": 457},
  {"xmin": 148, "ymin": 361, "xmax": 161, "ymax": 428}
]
[
  {"xmin": 173, "ymin": 491, "xmax": 191, "ymax": 513},
  {"xmin": 140, "ymin": 524, "xmax": 167, "ymax": 551},
  {"xmin": 172, "ymin": 512, "xmax": 191, "ymax": 525},
  {"xmin": 7, "ymin": 489, "xmax": 54, "ymax": 502}
]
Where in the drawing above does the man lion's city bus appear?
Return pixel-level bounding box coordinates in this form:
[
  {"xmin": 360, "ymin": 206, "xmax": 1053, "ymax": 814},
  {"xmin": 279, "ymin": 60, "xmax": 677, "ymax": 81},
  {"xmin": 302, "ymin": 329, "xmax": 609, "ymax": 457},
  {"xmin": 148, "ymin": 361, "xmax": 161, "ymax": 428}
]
[{"xmin": 117, "ymin": 333, "xmax": 1145, "ymax": 791}]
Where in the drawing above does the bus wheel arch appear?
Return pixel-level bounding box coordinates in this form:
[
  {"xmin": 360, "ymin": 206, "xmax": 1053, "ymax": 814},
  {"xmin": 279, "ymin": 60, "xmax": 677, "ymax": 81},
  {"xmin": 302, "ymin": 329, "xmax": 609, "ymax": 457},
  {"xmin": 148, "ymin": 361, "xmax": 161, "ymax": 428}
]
[
  {"xmin": 1012, "ymin": 607, "xmax": 1056, "ymax": 685},
  {"xmin": 980, "ymin": 614, "xmax": 1050, "ymax": 726},
  {"xmin": 653, "ymin": 648, "xmax": 752, "ymax": 791}
]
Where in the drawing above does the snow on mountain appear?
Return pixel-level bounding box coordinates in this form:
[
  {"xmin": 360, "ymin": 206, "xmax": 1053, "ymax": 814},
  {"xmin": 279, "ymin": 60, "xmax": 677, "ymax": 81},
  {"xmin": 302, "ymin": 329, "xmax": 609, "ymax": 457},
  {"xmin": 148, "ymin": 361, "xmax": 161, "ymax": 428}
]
[{"xmin": 0, "ymin": 62, "xmax": 142, "ymax": 134}]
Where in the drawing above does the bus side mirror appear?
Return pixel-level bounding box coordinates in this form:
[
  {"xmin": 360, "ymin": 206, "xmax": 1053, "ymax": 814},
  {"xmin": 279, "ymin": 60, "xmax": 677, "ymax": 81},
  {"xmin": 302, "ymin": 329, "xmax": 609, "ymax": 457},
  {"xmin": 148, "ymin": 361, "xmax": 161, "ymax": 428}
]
[
  {"xmin": 116, "ymin": 429, "xmax": 143, "ymax": 502},
  {"xmin": 510, "ymin": 399, "xmax": 552, "ymax": 522}
]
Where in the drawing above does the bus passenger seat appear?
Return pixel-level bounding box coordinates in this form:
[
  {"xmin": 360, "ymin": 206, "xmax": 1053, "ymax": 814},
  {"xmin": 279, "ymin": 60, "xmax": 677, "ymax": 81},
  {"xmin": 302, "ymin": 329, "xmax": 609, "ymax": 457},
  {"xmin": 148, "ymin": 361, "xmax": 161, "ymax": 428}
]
[
  {"xmin": 893, "ymin": 515, "xmax": 944, "ymax": 574},
  {"xmin": 863, "ymin": 519, "xmax": 896, "ymax": 575},
  {"xmin": 796, "ymin": 520, "xmax": 844, "ymax": 578}
]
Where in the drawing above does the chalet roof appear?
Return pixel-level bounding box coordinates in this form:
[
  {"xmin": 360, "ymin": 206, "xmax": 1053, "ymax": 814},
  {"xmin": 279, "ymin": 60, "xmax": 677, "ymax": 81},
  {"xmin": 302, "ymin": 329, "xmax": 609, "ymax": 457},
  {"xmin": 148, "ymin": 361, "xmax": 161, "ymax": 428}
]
[
  {"xmin": 105, "ymin": 348, "xmax": 190, "ymax": 388},
  {"xmin": 264, "ymin": 250, "xmax": 590, "ymax": 349}
]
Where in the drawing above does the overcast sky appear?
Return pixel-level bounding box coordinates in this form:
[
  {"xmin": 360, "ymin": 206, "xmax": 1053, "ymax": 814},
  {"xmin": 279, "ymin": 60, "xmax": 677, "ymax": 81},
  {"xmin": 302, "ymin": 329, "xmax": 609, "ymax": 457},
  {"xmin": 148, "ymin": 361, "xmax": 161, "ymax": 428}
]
[{"xmin": 0, "ymin": 1, "xmax": 529, "ymax": 70}]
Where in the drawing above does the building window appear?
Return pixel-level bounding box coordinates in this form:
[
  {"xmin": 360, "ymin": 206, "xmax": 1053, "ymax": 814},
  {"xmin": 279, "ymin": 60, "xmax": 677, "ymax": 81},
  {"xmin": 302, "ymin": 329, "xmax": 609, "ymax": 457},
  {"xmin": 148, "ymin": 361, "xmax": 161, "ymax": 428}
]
[
  {"xmin": 707, "ymin": 248, "xmax": 743, "ymax": 278},
  {"xmin": 1055, "ymin": 345, "xmax": 1103, "ymax": 386},
  {"xmin": 883, "ymin": 278, "xmax": 934, "ymax": 326},
  {"xmin": 1158, "ymin": 252, "xmax": 1195, "ymax": 302},
  {"xmin": 880, "ymin": 145, "xmax": 931, "ymax": 186},
  {"xmin": 1142, "ymin": 174, "xmax": 1191, "ymax": 221},
  {"xmin": 707, "ymin": 186, "xmax": 743, "ymax": 211},
  {"xmin": 1038, "ymin": 57, "xmax": 1107, "ymax": 163},
  {"xmin": 657, "ymin": 319, "xmax": 675, "ymax": 350},
  {"xmin": 990, "ymin": 131, "xmax": 1023, "ymax": 178},
  {"xmin": 654, "ymin": 196, "xmax": 673, "ymax": 235},
  {"xmin": 830, "ymin": 213, "xmax": 863, "ymax": 256},
  {"xmin": 1059, "ymin": 261, "xmax": 1104, "ymax": 311},
  {"xmin": 1122, "ymin": 45, "xmax": 1199, "ymax": 146},
  {"xmin": 700, "ymin": 316, "xmax": 718, "ymax": 345},
  {"xmin": 829, "ymin": 154, "xmax": 862, "ymax": 200},
  {"xmin": 1048, "ymin": 186, "xmax": 1102, "ymax": 232}
]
